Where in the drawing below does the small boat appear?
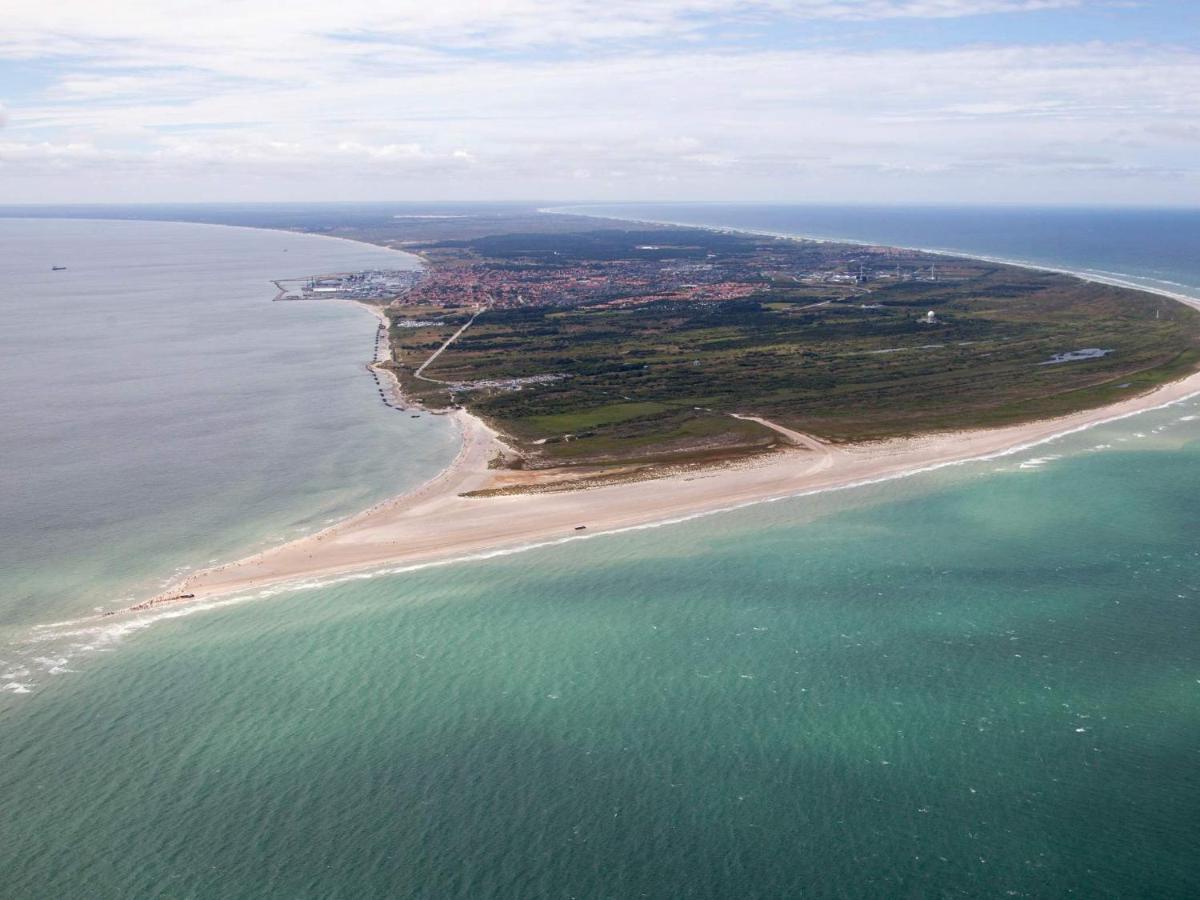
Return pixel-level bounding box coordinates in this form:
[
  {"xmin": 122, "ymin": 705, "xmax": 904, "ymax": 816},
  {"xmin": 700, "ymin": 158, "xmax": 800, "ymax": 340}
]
[
  {"xmin": 574, "ymin": 525, "xmax": 587, "ymax": 531},
  {"xmin": 51, "ymin": 265, "xmax": 67, "ymax": 271},
  {"xmin": 411, "ymin": 414, "xmax": 421, "ymax": 418}
]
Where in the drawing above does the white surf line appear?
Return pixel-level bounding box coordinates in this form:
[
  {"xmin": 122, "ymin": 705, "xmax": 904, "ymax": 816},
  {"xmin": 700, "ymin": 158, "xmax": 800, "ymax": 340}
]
[
  {"xmin": 90, "ymin": 381, "xmax": 1200, "ymax": 619},
  {"xmin": 10, "ymin": 214, "xmax": 1200, "ymax": 693},
  {"xmin": 13, "ymin": 386, "xmax": 1199, "ymax": 695},
  {"xmin": 68, "ymin": 225, "xmax": 1200, "ymax": 619},
  {"xmin": 540, "ymin": 206, "xmax": 1200, "ymax": 312},
  {"xmin": 3, "ymin": 220, "xmax": 451, "ymax": 694},
  {"xmin": 78, "ymin": 385, "xmax": 1200, "ymax": 624}
]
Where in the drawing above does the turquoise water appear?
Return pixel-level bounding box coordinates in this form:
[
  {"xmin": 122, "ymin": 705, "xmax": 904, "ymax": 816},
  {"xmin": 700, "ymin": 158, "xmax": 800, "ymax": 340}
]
[
  {"xmin": 2, "ymin": 210, "xmax": 1199, "ymax": 897},
  {"xmin": 0, "ymin": 219, "xmax": 457, "ymax": 672},
  {"xmin": 3, "ymin": 406, "xmax": 1199, "ymax": 897}
]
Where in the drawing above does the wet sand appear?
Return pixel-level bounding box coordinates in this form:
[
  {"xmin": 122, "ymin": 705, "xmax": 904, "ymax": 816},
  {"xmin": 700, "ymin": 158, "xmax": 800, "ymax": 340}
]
[{"xmin": 132, "ymin": 370, "xmax": 1200, "ymax": 612}]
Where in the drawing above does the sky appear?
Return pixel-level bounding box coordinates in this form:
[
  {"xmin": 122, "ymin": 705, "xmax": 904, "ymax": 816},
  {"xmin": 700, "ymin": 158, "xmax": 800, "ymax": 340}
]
[{"xmin": 1, "ymin": 0, "xmax": 1198, "ymax": 205}]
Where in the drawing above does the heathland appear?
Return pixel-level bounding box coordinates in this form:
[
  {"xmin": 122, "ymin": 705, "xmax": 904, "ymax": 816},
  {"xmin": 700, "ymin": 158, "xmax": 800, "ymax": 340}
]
[
  {"xmin": 117, "ymin": 209, "xmax": 1200, "ymax": 611},
  {"xmin": 346, "ymin": 214, "xmax": 1200, "ymax": 471}
]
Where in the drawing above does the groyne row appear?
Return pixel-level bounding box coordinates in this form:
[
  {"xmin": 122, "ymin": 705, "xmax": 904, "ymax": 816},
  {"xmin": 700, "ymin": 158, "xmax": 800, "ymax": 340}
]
[{"xmin": 367, "ymin": 322, "xmax": 421, "ymax": 417}]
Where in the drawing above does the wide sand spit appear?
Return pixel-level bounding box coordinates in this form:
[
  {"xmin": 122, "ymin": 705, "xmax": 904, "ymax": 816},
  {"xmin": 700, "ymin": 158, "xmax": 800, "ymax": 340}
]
[
  {"xmin": 125, "ymin": 227, "xmax": 1200, "ymax": 614},
  {"xmin": 129, "ymin": 362, "xmax": 1200, "ymax": 614}
]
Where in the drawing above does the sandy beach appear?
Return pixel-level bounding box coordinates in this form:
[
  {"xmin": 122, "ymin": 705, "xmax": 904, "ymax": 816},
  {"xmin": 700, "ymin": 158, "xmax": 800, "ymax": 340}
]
[
  {"xmin": 131, "ymin": 367, "xmax": 1200, "ymax": 613},
  {"xmin": 117, "ymin": 217, "xmax": 1200, "ymax": 616}
]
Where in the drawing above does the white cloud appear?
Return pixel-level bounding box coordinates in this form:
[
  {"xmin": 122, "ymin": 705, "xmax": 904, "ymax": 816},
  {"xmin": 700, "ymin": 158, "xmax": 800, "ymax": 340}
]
[
  {"xmin": 0, "ymin": 0, "xmax": 1084, "ymax": 63},
  {"xmin": 0, "ymin": 1, "xmax": 1193, "ymax": 204},
  {"xmin": 0, "ymin": 141, "xmax": 126, "ymax": 176}
]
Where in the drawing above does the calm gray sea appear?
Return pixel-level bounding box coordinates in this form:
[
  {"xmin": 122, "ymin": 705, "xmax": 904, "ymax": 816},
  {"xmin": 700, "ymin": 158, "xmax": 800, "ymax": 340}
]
[{"xmin": 0, "ymin": 218, "xmax": 457, "ymax": 639}]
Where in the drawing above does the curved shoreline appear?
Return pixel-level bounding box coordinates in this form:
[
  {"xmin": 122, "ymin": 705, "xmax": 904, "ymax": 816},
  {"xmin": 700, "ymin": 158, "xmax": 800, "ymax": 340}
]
[
  {"xmin": 128, "ymin": 369, "xmax": 1200, "ymax": 615},
  {"xmin": 58, "ymin": 211, "xmax": 1200, "ymax": 618},
  {"xmin": 542, "ymin": 206, "xmax": 1200, "ymax": 312}
]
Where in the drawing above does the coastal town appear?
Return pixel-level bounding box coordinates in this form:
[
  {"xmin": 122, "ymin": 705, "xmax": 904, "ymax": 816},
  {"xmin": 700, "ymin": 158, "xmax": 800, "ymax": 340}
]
[
  {"xmin": 272, "ymin": 268, "xmax": 422, "ymax": 302},
  {"xmin": 392, "ymin": 231, "xmax": 951, "ymax": 312},
  {"xmin": 334, "ymin": 219, "xmax": 1197, "ymax": 470},
  {"xmin": 258, "ymin": 216, "xmax": 1195, "ymax": 473},
  {"xmin": 268, "ymin": 223, "xmax": 955, "ymax": 317}
]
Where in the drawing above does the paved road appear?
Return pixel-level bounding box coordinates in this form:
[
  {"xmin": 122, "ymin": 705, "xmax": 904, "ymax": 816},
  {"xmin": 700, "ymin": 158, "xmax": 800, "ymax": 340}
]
[{"xmin": 414, "ymin": 306, "xmax": 486, "ymax": 383}]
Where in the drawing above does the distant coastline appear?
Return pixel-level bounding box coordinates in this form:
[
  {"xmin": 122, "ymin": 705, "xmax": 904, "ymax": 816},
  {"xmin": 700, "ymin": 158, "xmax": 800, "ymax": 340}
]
[
  {"xmin": 58, "ymin": 210, "xmax": 1200, "ymax": 617},
  {"xmin": 130, "ymin": 366, "xmax": 1200, "ymax": 615},
  {"xmin": 542, "ymin": 205, "xmax": 1200, "ymax": 313}
]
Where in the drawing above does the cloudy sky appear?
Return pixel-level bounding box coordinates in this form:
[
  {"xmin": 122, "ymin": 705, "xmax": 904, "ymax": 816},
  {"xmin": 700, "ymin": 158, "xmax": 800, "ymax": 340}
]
[{"xmin": 2, "ymin": 0, "xmax": 1198, "ymax": 205}]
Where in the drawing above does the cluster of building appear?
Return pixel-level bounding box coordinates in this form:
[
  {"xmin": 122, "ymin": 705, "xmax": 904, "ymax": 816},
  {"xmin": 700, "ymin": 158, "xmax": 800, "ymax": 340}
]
[
  {"xmin": 1041, "ymin": 348, "xmax": 1112, "ymax": 365},
  {"xmin": 274, "ymin": 269, "xmax": 423, "ymax": 302},
  {"xmin": 400, "ymin": 258, "xmax": 776, "ymax": 311},
  {"xmin": 447, "ymin": 373, "xmax": 567, "ymax": 394},
  {"xmin": 794, "ymin": 263, "xmax": 942, "ymax": 286},
  {"xmin": 391, "ymin": 240, "xmax": 953, "ymax": 314}
]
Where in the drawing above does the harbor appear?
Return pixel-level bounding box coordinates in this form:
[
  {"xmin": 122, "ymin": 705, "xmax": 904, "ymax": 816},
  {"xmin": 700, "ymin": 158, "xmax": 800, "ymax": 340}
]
[{"xmin": 272, "ymin": 268, "xmax": 422, "ymax": 302}]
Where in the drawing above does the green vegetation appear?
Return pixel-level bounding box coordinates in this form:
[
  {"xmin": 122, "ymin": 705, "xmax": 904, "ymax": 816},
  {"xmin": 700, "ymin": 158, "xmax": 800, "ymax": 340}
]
[
  {"xmin": 381, "ymin": 223, "xmax": 1200, "ymax": 469},
  {"xmin": 526, "ymin": 402, "xmax": 670, "ymax": 433}
]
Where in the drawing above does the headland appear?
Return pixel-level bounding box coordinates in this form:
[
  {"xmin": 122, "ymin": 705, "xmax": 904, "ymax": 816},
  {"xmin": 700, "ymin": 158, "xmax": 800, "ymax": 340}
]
[
  {"xmin": 122, "ymin": 210, "xmax": 1200, "ymax": 612},
  {"xmin": 136, "ymin": 371, "xmax": 1200, "ymax": 609}
]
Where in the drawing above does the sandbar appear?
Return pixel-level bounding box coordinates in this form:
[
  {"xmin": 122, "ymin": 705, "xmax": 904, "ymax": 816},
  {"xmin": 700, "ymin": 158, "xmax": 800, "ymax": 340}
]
[{"xmin": 130, "ymin": 368, "xmax": 1200, "ymax": 613}]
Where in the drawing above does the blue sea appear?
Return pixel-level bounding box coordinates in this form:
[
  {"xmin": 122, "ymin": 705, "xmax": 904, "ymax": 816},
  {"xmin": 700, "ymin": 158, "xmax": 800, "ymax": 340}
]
[
  {"xmin": 1, "ymin": 206, "xmax": 1198, "ymax": 898},
  {"xmin": 561, "ymin": 203, "xmax": 1200, "ymax": 304}
]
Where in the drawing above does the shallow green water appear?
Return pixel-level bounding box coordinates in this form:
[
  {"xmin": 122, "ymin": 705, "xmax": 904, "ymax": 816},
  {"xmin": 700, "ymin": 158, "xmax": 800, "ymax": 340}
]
[
  {"xmin": 0, "ymin": 218, "xmax": 457, "ymax": 654},
  {"xmin": 3, "ymin": 404, "xmax": 1198, "ymax": 898}
]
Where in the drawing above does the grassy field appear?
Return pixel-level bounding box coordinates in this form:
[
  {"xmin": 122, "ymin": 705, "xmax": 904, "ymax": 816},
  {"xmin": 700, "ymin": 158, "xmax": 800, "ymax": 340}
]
[{"xmin": 381, "ymin": 225, "xmax": 1200, "ymax": 468}]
